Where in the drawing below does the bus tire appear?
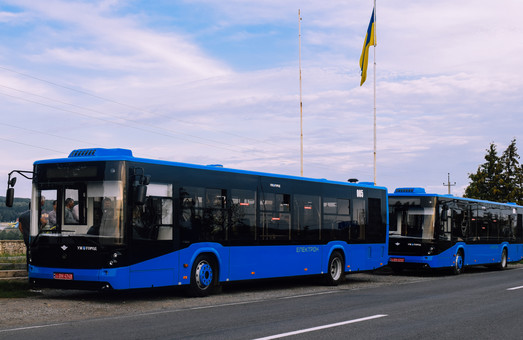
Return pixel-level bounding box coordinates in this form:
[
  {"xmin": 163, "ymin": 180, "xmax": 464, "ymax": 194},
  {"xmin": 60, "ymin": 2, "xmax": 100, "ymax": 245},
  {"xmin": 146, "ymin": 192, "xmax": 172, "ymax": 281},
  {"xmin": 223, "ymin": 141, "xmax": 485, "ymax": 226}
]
[
  {"xmin": 496, "ymin": 248, "xmax": 508, "ymax": 270},
  {"xmin": 325, "ymin": 251, "xmax": 345, "ymax": 286},
  {"xmin": 189, "ymin": 254, "xmax": 218, "ymax": 297},
  {"xmin": 452, "ymin": 250, "xmax": 464, "ymax": 275}
]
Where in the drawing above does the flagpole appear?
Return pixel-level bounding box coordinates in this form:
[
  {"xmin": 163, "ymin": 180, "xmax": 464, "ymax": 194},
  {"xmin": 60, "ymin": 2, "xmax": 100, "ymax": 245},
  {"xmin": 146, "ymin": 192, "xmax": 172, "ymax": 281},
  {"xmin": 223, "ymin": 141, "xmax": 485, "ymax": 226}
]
[
  {"xmin": 373, "ymin": 0, "xmax": 377, "ymax": 185},
  {"xmin": 299, "ymin": 9, "xmax": 303, "ymax": 177}
]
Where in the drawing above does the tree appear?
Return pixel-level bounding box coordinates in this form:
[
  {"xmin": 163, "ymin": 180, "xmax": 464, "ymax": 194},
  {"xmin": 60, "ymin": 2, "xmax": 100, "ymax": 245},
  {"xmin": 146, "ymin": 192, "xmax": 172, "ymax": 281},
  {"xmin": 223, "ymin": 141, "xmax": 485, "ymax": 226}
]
[
  {"xmin": 0, "ymin": 197, "xmax": 31, "ymax": 222},
  {"xmin": 499, "ymin": 139, "xmax": 523, "ymax": 204},
  {"xmin": 464, "ymin": 139, "xmax": 523, "ymax": 204},
  {"xmin": 464, "ymin": 143, "xmax": 503, "ymax": 202}
]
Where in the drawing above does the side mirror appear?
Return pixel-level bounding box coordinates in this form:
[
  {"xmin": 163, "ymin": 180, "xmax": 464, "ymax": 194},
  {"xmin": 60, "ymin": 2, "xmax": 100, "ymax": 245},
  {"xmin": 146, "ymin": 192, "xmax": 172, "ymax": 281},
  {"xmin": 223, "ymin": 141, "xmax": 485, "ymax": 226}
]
[
  {"xmin": 134, "ymin": 185, "xmax": 147, "ymax": 206},
  {"xmin": 5, "ymin": 187, "xmax": 14, "ymax": 207},
  {"xmin": 131, "ymin": 168, "xmax": 150, "ymax": 206}
]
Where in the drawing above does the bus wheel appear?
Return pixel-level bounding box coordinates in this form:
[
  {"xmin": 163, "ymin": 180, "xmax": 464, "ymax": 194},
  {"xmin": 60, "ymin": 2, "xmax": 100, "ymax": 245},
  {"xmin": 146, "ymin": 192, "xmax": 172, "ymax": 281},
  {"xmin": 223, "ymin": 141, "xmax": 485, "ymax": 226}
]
[
  {"xmin": 325, "ymin": 251, "xmax": 345, "ymax": 286},
  {"xmin": 189, "ymin": 255, "xmax": 217, "ymax": 297},
  {"xmin": 452, "ymin": 250, "xmax": 464, "ymax": 275},
  {"xmin": 496, "ymin": 249, "xmax": 508, "ymax": 270}
]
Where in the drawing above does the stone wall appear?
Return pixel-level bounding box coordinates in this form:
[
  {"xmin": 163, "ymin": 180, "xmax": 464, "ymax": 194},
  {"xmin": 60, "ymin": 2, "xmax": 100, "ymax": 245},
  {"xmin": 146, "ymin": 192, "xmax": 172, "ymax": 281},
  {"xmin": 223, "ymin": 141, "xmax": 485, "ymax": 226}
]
[{"xmin": 0, "ymin": 240, "xmax": 26, "ymax": 255}]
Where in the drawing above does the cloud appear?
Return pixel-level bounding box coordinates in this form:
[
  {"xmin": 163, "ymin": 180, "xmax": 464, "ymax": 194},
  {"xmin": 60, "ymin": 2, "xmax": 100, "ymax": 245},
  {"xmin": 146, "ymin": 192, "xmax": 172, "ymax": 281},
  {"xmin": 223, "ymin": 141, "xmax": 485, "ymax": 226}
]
[
  {"xmin": 9, "ymin": 0, "xmax": 232, "ymax": 80},
  {"xmin": 1, "ymin": 0, "xmax": 522, "ymax": 200}
]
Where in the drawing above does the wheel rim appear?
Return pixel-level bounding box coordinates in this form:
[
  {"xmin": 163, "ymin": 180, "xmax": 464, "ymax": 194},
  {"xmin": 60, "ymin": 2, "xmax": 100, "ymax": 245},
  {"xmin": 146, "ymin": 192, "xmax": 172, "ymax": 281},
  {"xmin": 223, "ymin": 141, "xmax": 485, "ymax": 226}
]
[
  {"xmin": 195, "ymin": 261, "xmax": 213, "ymax": 289},
  {"xmin": 330, "ymin": 257, "xmax": 342, "ymax": 281},
  {"xmin": 456, "ymin": 253, "xmax": 463, "ymax": 271},
  {"xmin": 502, "ymin": 250, "xmax": 507, "ymax": 267}
]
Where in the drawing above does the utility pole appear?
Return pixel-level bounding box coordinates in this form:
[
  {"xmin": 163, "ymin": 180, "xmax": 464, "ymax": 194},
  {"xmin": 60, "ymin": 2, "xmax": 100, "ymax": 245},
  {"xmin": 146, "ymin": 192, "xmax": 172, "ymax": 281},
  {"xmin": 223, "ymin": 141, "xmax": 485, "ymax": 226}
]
[{"xmin": 443, "ymin": 173, "xmax": 456, "ymax": 195}]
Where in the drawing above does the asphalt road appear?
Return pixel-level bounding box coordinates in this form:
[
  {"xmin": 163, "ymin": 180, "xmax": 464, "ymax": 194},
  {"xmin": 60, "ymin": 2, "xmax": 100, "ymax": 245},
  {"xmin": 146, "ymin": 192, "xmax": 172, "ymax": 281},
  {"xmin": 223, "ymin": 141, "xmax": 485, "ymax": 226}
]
[{"xmin": 1, "ymin": 266, "xmax": 523, "ymax": 339}]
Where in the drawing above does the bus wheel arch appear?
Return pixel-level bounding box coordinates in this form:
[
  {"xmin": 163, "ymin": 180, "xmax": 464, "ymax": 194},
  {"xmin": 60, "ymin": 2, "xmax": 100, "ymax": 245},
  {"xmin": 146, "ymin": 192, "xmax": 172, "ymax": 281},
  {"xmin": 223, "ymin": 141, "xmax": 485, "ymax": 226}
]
[
  {"xmin": 189, "ymin": 253, "xmax": 219, "ymax": 297},
  {"xmin": 325, "ymin": 250, "xmax": 345, "ymax": 286},
  {"xmin": 452, "ymin": 248, "xmax": 465, "ymax": 275}
]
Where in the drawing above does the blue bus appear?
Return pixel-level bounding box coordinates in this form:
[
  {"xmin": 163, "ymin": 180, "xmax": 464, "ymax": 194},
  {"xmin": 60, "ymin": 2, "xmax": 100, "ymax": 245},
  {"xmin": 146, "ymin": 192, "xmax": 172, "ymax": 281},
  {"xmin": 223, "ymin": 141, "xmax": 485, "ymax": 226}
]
[
  {"xmin": 6, "ymin": 148, "xmax": 388, "ymax": 295},
  {"xmin": 388, "ymin": 188, "xmax": 523, "ymax": 274}
]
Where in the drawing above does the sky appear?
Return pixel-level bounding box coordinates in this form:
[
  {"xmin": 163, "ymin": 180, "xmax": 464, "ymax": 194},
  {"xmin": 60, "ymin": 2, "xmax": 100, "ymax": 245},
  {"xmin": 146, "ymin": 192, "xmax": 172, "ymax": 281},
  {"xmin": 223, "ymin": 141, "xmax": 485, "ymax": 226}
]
[{"xmin": 1, "ymin": 0, "xmax": 523, "ymax": 199}]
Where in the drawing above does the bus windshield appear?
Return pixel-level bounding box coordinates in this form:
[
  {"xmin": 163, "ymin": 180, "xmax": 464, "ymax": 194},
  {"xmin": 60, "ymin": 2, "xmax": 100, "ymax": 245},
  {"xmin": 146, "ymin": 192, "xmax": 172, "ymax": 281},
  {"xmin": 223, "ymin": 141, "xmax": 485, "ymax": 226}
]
[
  {"xmin": 389, "ymin": 197, "xmax": 435, "ymax": 239},
  {"xmin": 32, "ymin": 180, "xmax": 124, "ymax": 245}
]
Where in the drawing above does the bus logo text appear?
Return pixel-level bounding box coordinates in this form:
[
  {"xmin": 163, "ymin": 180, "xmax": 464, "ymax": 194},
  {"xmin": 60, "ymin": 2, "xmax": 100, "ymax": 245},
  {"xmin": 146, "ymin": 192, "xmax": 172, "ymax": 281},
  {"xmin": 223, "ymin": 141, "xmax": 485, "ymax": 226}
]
[
  {"xmin": 296, "ymin": 246, "xmax": 319, "ymax": 253},
  {"xmin": 77, "ymin": 246, "xmax": 98, "ymax": 251}
]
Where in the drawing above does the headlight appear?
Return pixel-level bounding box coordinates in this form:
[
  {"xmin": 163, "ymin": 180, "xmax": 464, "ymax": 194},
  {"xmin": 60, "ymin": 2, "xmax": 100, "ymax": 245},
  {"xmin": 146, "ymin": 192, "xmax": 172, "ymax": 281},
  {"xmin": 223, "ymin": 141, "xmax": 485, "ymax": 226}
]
[{"xmin": 108, "ymin": 251, "xmax": 122, "ymax": 266}]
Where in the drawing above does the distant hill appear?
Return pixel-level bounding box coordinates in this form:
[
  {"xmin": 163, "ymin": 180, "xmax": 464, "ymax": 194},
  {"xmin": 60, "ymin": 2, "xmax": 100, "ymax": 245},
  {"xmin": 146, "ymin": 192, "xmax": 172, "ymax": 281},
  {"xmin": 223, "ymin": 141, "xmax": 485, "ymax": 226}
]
[{"xmin": 0, "ymin": 197, "xmax": 31, "ymax": 222}]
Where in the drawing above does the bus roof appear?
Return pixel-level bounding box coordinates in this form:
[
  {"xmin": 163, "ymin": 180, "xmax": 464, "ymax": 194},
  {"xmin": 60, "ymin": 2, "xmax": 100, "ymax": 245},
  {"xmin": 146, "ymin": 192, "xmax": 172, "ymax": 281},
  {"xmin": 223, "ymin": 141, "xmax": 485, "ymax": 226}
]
[{"xmin": 35, "ymin": 148, "xmax": 387, "ymax": 191}]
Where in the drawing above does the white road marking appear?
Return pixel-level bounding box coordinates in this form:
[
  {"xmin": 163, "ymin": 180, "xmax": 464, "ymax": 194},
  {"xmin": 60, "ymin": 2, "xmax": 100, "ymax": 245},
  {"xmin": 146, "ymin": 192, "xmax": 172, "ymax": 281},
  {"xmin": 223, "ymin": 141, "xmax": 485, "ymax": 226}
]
[
  {"xmin": 253, "ymin": 314, "xmax": 388, "ymax": 340},
  {"xmin": 0, "ymin": 323, "xmax": 66, "ymax": 333},
  {"xmin": 506, "ymin": 285, "xmax": 523, "ymax": 291}
]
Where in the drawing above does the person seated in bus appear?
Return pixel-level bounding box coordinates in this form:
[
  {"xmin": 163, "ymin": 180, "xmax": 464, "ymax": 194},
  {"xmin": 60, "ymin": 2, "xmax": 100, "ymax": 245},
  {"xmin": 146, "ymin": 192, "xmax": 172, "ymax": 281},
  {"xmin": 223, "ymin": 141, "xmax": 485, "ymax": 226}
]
[
  {"xmin": 47, "ymin": 200, "xmax": 57, "ymax": 228},
  {"xmin": 65, "ymin": 198, "xmax": 79, "ymax": 224},
  {"xmin": 38, "ymin": 196, "xmax": 51, "ymax": 230}
]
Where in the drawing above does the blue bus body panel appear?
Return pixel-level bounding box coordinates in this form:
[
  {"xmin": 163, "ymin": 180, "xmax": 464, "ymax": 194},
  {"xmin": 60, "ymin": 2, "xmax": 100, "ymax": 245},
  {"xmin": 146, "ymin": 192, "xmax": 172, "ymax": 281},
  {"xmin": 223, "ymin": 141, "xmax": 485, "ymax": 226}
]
[
  {"xmin": 228, "ymin": 245, "xmax": 322, "ymax": 280},
  {"xmin": 29, "ymin": 265, "xmax": 131, "ymax": 290},
  {"xmin": 128, "ymin": 252, "xmax": 180, "ymax": 289},
  {"xmin": 346, "ymin": 243, "xmax": 387, "ymax": 272},
  {"xmin": 390, "ymin": 242, "xmax": 523, "ymax": 269},
  {"xmin": 29, "ymin": 242, "xmax": 389, "ymax": 290}
]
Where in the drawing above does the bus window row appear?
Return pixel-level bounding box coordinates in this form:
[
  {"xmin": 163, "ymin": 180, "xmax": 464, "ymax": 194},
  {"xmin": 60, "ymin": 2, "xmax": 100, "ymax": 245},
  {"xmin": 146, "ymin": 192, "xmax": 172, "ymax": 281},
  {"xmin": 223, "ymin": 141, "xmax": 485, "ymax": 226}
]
[
  {"xmin": 179, "ymin": 186, "xmax": 386, "ymax": 245},
  {"xmin": 439, "ymin": 201, "xmax": 523, "ymax": 243}
]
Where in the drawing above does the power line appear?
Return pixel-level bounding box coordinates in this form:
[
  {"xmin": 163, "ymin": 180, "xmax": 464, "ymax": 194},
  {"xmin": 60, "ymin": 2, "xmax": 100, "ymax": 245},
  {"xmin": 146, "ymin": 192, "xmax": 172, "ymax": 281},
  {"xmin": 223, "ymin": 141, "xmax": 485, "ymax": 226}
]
[
  {"xmin": 0, "ymin": 89, "xmax": 248, "ymax": 154},
  {"xmin": 0, "ymin": 65, "xmax": 281, "ymax": 150},
  {"xmin": 0, "ymin": 122, "xmax": 104, "ymax": 148},
  {"xmin": 0, "ymin": 136, "xmax": 66, "ymax": 154},
  {"xmin": 0, "ymin": 84, "xmax": 244, "ymax": 149}
]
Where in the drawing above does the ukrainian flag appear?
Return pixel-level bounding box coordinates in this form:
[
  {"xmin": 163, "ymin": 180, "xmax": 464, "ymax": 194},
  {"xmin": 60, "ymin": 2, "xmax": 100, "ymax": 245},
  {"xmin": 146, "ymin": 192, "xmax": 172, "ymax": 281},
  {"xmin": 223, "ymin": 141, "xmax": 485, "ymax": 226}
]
[{"xmin": 359, "ymin": 8, "xmax": 376, "ymax": 86}]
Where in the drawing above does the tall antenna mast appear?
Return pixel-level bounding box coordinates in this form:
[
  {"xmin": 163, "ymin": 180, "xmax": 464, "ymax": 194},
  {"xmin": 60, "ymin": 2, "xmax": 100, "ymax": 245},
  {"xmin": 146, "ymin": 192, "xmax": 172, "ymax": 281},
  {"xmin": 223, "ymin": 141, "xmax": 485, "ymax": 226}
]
[{"xmin": 299, "ymin": 9, "xmax": 303, "ymax": 176}]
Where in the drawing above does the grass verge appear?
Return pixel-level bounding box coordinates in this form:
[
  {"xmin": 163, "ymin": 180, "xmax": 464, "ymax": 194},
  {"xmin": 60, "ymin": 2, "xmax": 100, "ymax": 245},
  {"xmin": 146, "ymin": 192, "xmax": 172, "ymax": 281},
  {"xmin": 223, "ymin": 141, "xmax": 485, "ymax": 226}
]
[{"xmin": 0, "ymin": 280, "xmax": 39, "ymax": 298}]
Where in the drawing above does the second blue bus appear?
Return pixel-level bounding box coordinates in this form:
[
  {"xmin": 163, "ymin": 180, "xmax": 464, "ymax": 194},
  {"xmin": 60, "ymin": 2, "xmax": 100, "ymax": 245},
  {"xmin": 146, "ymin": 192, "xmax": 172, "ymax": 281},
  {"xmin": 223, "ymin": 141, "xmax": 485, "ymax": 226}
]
[{"xmin": 388, "ymin": 187, "xmax": 523, "ymax": 274}]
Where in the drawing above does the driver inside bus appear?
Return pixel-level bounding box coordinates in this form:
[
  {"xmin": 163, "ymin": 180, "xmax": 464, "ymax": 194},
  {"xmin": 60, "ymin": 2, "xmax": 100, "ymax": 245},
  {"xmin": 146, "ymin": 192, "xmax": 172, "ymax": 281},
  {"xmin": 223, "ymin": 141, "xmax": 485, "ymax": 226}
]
[
  {"xmin": 99, "ymin": 197, "xmax": 119, "ymax": 237},
  {"xmin": 87, "ymin": 197, "xmax": 119, "ymax": 237}
]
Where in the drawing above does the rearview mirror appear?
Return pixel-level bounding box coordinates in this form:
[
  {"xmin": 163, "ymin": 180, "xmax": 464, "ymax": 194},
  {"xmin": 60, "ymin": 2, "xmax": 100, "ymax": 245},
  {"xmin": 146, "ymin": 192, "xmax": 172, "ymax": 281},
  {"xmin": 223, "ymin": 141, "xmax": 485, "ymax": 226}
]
[
  {"xmin": 134, "ymin": 185, "xmax": 147, "ymax": 206},
  {"xmin": 5, "ymin": 187, "xmax": 14, "ymax": 207}
]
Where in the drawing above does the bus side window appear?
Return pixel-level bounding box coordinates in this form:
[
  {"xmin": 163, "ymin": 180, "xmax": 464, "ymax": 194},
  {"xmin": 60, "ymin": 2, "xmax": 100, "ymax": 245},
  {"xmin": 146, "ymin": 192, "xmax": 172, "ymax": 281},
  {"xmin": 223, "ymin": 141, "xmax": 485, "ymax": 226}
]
[
  {"xmin": 292, "ymin": 194, "xmax": 320, "ymax": 241},
  {"xmin": 133, "ymin": 183, "xmax": 173, "ymax": 241},
  {"xmin": 323, "ymin": 198, "xmax": 351, "ymax": 241},
  {"xmin": 133, "ymin": 197, "xmax": 173, "ymax": 240},
  {"xmin": 517, "ymin": 214, "xmax": 523, "ymax": 242},
  {"xmin": 230, "ymin": 189, "xmax": 256, "ymax": 242},
  {"xmin": 179, "ymin": 186, "xmax": 205, "ymax": 243},
  {"xmin": 352, "ymin": 199, "xmax": 366, "ymax": 241},
  {"xmin": 438, "ymin": 204, "xmax": 451, "ymax": 241},
  {"xmin": 367, "ymin": 198, "xmax": 384, "ymax": 243},
  {"xmin": 260, "ymin": 193, "xmax": 290, "ymax": 241},
  {"xmin": 203, "ymin": 188, "xmax": 227, "ymax": 241}
]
